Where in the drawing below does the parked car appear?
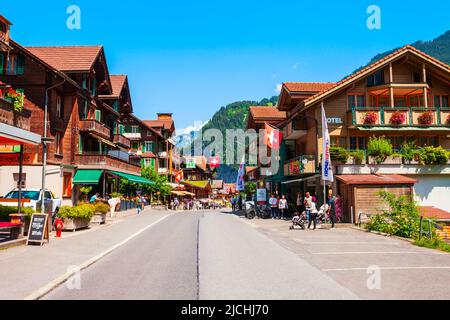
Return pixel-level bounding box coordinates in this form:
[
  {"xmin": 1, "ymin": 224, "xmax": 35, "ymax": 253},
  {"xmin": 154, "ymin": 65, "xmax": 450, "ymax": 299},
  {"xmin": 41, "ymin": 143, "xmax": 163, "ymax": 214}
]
[{"xmin": 0, "ymin": 189, "xmax": 61, "ymax": 216}]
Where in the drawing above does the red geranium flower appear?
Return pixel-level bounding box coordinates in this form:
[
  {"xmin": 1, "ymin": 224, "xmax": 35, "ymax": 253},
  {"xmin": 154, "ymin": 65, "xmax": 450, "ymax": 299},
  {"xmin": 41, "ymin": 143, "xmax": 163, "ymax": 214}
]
[
  {"xmin": 363, "ymin": 111, "xmax": 378, "ymax": 125},
  {"xmin": 417, "ymin": 111, "xmax": 434, "ymax": 125},
  {"xmin": 390, "ymin": 111, "xmax": 406, "ymax": 125}
]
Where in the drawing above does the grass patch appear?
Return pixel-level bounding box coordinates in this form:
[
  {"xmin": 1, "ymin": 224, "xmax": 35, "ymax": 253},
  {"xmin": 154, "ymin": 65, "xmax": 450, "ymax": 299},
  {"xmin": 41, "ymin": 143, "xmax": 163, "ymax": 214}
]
[{"xmin": 414, "ymin": 237, "xmax": 450, "ymax": 253}]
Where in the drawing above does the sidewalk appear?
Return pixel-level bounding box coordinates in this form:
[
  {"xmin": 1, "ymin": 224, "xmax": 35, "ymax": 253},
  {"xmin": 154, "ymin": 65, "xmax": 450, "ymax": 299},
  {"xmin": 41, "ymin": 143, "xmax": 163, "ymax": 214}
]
[{"xmin": 0, "ymin": 207, "xmax": 170, "ymax": 300}]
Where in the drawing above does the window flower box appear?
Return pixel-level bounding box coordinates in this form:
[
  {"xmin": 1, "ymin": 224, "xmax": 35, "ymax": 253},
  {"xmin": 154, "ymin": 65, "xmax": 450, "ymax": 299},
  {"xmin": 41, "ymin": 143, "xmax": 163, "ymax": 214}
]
[
  {"xmin": 4, "ymin": 88, "xmax": 25, "ymax": 113},
  {"xmin": 417, "ymin": 111, "xmax": 434, "ymax": 126},
  {"xmin": 363, "ymin": 111, "xmax": 378, "ymax": 125},
  {"xmin": 446, "ymin": 114, "xmax": 450, "ymax": 125},
  {"xmin": 389, "ymin": 111, "xmax": 406, "ymax": 125}
]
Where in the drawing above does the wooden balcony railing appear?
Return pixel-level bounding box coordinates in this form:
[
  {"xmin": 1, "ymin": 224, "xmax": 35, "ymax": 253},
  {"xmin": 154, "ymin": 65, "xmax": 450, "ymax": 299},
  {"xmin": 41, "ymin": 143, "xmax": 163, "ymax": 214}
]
[
  {"xmin": 284, "ymin": 155, "xmax": 316, "ymax": 176},
  {"xmin": 349, "ymin": 107, "xmax": 450, "ymax": 128},
  {"xmin": 75, "ymin": 151, "xmax": 141, "ymax": 174},
  {"xmin": 113, "ymin": 134, "xmax": 131, "ymax": 148},
  {"xmin": 123, "ymin": 132, "xmax": 141, "ymax": 140},
  {"xmin": 0, "ymin": 98, "xmax": 31, "ymax": 131},
  {"xmin": 79, "ymin": 119, "xmax": 111, "ymax": 139}
]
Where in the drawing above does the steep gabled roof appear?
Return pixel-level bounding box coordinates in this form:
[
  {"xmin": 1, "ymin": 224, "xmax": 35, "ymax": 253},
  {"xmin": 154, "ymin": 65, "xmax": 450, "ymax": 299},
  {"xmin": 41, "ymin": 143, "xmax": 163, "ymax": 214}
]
[
  {"xmin": 144, "ymin": 119, "xmax": 175, "ymax": 132},
  {"xmin": 284, "ymin": 82, "xmax": 336, "ymax": 93},
  {"xmin": 249, "ymin": 106, "xmax": 286, "ymax": 120},
  {"xmin": 25, "ymin": 45, "xmax": 103, "ymax": 72},
  {"xmin": 109, "ymin": 75, "xmax": 127, "ymax": 97},
  {"xmin": 304, "ymin": 45, "xmax": 450, "ymax": 107}
]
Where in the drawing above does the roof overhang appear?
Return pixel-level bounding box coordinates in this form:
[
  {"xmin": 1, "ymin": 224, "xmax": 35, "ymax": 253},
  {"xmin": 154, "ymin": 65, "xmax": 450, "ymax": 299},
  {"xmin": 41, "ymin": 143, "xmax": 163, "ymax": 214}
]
[{"xmin": 0, "ymin": 122, "xmax": 41, "ymax": 146}]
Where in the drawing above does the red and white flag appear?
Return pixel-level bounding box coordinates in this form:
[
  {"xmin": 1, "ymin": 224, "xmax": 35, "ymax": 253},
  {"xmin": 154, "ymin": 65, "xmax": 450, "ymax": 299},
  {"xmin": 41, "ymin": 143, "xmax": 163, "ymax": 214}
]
[
  {"xmin": 209, "ymin": 156, "xmax": 220, "ymax": 169},
  {"xmin": 264, "ymin": 123, "xmax": 282, "ymax": 150},
  {"xmin": 175, "ymin": 170, "xmax": 184, "ymax": 183}
]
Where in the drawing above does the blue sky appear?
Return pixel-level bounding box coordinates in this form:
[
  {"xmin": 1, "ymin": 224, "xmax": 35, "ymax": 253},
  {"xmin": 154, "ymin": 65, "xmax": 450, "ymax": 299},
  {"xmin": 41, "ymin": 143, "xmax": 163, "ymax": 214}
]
[{"xmin": 2, "ymin": 0, "xmax": 450, "ymax": 132}]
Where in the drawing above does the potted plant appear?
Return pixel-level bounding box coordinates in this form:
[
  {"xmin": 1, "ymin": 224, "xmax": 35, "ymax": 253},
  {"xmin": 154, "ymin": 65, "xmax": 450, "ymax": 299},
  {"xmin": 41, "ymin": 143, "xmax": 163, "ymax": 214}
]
[
  {"xmin": 4, "ymin": 88, "xmax": 25, "ymax": 112},
  {"xmin": 80, "ymin": 186, "xmax": 93, "ymax": 202},
  {"xmin": 389, "ymin": 111, "xmax": 406, "ymax": 126},
  {"xmin": 329, "ymin": 147, "xmax": 349, "ymax": 163},
  {"xmin": 363, "ymin": 111, "xmax": 378, "ymax": 125},
  {"xmin": 349, "ymin": 150, "xmax": 365, "ymax": 164},
  {"xmin": 59, "ymin": 203, "xmax": 95, "ymax": 231},
  {"xmin": 417, "ymin": 111, "xmax": 434, "ymax": 125},
  {"xmin": 415, "ymin": 146, "xmax": 449, "ymax": 165},
  {"xmin": 367, "ymin": 136, "xmax": 393, "ymax": 164},
  {"xmin": 90, "ymin": 202, "xmax": 109, "ymax": 225}
]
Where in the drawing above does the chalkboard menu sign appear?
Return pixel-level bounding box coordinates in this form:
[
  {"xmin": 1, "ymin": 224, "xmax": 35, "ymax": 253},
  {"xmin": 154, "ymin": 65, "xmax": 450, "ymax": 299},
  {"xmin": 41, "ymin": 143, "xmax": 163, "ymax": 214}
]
[{"xmin": 27, "ymin": 214, "xmax": 49, "ymax": 246}]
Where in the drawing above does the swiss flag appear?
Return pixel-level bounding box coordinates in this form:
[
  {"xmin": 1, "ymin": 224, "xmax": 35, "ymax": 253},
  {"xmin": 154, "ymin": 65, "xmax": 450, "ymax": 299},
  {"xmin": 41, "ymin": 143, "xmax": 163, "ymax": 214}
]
[
  {"xmin": 265, "ymin": 123, "xmax": 282, "ymax": 150},
  {"xmin": 209, "ymin": 156, "xmax": 220, "ymax": 169},
  {"xmin": 175, "ymin": 170, "xmax": 184, "ymax": 183}
]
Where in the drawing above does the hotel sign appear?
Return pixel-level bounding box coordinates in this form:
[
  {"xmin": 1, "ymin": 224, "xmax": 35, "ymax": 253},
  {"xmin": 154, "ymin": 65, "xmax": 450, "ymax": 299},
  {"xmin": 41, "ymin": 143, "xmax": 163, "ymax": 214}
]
[
  {"xmin": 327, "ymin": 118, "xmax": 343, "ymax": 125},
  {"xmin": 0, "ymin": 153, "xmax": 37, "ymax": 165}
]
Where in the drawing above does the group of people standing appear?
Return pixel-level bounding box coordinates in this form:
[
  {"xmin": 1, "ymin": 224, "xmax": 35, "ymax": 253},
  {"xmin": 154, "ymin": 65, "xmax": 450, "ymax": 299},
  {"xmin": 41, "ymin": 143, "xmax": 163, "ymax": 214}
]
[
  {"xmin": 268, "ymin": 194, "xmax": 288, "ymax": 219},
  {"xmin": 298, "ymin": 191, "xmax": 343, "ymax": 230}
]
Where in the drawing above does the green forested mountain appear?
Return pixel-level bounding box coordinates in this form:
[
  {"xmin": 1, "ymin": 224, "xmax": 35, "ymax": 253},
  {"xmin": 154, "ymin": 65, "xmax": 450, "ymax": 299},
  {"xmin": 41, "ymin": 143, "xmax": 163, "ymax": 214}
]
[
  {"xmin": 200, "ymin": 96, "xmax": 279, "ymax": 182},
  {"xmin": 352, "ymin": 30, "xmax": 450, "ymax": 75}
]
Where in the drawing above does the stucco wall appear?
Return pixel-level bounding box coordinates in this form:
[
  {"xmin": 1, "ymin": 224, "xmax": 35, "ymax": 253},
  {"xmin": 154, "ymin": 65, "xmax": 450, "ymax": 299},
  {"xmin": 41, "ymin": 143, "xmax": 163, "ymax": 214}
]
[{"xmin": 410, "ymin": 175, "xmax": 450, "ymax": 212}]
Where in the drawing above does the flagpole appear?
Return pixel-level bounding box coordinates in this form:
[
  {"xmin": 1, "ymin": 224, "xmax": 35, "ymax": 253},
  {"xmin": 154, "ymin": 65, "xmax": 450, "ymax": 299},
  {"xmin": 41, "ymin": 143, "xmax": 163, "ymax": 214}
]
[{"xmin": 322, "ymin": 102, "xmax": 327, "ymax": 225}]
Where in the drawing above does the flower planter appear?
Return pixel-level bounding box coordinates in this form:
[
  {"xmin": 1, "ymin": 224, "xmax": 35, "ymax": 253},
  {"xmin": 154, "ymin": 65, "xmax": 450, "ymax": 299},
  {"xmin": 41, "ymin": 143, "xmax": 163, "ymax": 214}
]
[
  {"xmin": 62, "ymin": 217, "xmax": 90, "ymax": 231},
  {"xmin": 90, "ymin": 212, "xmax": 107, "ymax": 225}
]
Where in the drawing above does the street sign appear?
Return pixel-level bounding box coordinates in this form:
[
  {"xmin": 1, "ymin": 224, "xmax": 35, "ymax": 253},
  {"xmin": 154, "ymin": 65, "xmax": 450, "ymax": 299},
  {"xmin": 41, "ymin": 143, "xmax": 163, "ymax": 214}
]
[
  {"xmin": 186, "ymin": 159, "xmax": 196, "ymax": 169},
  {"xmin": 26, "ymin": 214, "xmax": 49, "ymax": 246},
  {"xmin": 256, "ymin": 188, "xmax": 267, "ymax": 205}
]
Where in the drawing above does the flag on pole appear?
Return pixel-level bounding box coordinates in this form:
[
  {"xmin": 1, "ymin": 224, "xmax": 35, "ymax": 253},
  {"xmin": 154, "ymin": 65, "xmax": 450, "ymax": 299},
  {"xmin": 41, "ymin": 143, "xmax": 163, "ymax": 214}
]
[
  {"xmin": 236, "ymin": 156, "xmax": 245, "ymax": 191},
  {"xmin": 175, "ymin": 169, "xmax": 184, "ymax": 183},
  {"xmin": 264, "ymin": 123, "xmax": 282, "ymax": 150},
  {"xmin": 321, "ymin": 104, "xmax": 334, "ymax": 182}
]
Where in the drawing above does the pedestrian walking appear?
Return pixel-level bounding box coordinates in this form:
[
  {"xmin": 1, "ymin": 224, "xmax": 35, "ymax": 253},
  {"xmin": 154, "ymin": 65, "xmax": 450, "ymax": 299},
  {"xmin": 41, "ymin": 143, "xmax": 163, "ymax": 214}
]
[
  {"xmin": 231, "ymin": 196, "xmax": 236, "ymax": 212},
  {"xmin": 278, "ymin": 195, "xmax": 288, "ymax": 219},
  {"xmin": 269, "ymin": 194, "xmax": 278, "ymax": 219},
  {"xmin": 304, "ymin": 192, "xmax": 313, "ymax": 222},
  {"xmin": 327, "ymin": 194, "xmax": 337, "ymax": 229},
  {"xmin": 335, "ymin": 193, "xmax": 343, "ymax": 223},
  {"xmin": 307, "ymin": 202, "xmax": 318, "ymax": 230},
  {"xmin": 136, "ymin": 195, "xmax": 143, "ymax": 215}
]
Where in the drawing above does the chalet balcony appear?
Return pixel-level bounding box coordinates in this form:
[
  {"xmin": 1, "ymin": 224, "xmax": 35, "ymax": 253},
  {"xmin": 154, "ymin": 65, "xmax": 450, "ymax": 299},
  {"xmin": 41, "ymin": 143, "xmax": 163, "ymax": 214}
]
[
  {"xmin": 113, "ymin": 134, "xmax": 131, "ymax": 148},
  {"xmin": 283, "ymin": 119, "xmax": 307, "ymax": 140},
  {"xmin": 75, "ymin": 151, "xmax": 141, "ymax": 174},
  {"xmin": 0, "ymin": 97, "xmax": 31, "ymax": 131},
  {"xmin": 284, "ymin": 155, "xmax": 316, "ymax": 176},
  {"xmin": 348, "ymin": 107, "xmax": 450, "ymax": 129},
  {"xmin": 79, "ymin": 119, "xmax": 111, "ymax": 139},
  {"xmin": 123, "ymin": 132, "xmax": 141, "ymax": 140}
]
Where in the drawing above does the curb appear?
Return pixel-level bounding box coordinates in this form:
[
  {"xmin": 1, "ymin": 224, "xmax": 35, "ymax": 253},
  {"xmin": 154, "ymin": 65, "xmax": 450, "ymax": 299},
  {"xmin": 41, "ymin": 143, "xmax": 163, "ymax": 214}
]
[
  {"xmin": 351, "ymin": 226, "xmax": 415, "ymax": 243},
  {"xmin": 23, "ymin": 214, "xmax": 170, "ymax": 300},
  {"xmin": 0, "ymin": 238, "xmax": 27, "ymax": 250}
]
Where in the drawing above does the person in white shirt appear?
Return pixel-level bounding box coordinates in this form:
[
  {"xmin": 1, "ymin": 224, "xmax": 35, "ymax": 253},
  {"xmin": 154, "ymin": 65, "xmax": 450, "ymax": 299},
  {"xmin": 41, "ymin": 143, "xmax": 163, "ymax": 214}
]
[
  {"xmin": 269, "ymin": 194, "xmax": 278, "ymax": 219},
  {"xmin": 278, "ymin": 195, "xmax": 288, "ymax": 219},
  {"xmin": 307, "ymin": 201, "xmax": 319, "ymax": 230}
]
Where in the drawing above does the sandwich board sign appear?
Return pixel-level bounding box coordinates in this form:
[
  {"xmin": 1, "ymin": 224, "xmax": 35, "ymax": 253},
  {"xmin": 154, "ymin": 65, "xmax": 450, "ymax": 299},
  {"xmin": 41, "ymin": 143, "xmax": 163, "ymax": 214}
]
[{"xmin": 27, "ymin": 213, "xmax": 49, "ymax": 246}]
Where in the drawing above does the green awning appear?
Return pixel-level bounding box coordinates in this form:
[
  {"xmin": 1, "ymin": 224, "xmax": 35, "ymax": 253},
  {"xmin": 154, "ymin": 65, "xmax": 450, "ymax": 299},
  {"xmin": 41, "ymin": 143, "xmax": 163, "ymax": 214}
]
[
  {"xmin": 73, "ymin": 170, "xmax": 103, "ymax": 185},
  {"xmin": 111, "ymin": 171, "xmax": 155, "ymax": 185}
]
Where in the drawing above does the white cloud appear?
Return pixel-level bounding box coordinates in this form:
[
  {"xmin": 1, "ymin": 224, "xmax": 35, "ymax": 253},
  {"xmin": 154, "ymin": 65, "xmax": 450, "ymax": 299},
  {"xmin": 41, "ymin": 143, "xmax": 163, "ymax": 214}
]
[{"xmin": 275, "ymin": 83, "xmax": 282, "ymax": 93}]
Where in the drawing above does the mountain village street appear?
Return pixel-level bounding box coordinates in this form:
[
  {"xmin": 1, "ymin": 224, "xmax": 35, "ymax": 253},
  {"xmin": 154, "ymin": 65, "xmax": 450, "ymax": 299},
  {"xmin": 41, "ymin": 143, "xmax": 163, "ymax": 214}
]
[{"xmin": 1, "ymin": 208, "xmax": 450, "ymax": 300}]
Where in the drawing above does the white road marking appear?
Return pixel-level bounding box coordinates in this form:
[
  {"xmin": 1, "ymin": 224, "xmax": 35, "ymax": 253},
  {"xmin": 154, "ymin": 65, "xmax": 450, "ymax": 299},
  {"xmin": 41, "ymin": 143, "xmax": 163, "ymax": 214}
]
[
  {"xmin": 323, "ymin": 266, "xmax": 450, "ymax": 272},
  {"xmin": 24, "ymin": 214, "xmax": 170, "ymax": 300},
  {"xmin": 312, "ymin": 251, "xmax": 448, "ymax": 255}
]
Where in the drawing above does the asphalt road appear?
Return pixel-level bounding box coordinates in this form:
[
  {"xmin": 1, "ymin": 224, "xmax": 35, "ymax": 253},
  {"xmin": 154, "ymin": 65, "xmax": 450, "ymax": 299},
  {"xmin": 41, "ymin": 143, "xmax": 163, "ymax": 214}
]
[{"xmin": 43, "ymin": 211, "xmax": 357, "ymax": 300}]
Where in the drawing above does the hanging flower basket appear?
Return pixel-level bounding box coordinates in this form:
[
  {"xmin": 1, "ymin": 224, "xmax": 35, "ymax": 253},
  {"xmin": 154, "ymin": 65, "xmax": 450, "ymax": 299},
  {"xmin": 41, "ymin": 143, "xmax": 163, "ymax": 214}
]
[
  {"xmin": 4, "ymin": 88, "xmax": 25, "ymax": 113},
  {"xmin": 363, "ymin": 111, "xmax": 378, "ymax": 125},
  {"xmin": 417, "ymin": 111, "xmax": 434, "ymax": 125},
  {"xmin": 389, "ymin": 111, "xmax": 406, "ymax": 125}
]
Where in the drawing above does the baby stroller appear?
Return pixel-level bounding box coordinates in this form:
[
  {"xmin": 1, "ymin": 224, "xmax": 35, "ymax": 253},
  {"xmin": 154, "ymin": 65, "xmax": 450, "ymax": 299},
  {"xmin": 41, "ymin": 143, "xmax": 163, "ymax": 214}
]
[
  {"xmin": 289, "ymin": 211, "xmax": 307, "ymax": 230},
  {"xmin": 316, "ymin": 204, "xmax": 329, "ymax": 224}
]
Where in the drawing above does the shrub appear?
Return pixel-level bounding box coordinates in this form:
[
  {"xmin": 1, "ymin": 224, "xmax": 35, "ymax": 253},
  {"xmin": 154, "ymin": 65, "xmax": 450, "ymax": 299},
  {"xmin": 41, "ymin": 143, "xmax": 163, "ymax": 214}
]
[
  {"xmin": 414, "ymin": 237, "xmax": 450, "ymax": 253},
  {"xmin": 329, "ymin": 147, "xmax": 349, "ymax": 162},
  {"xmin": 363, "ymin": 111, "xmax": 378, "ymax": 125},
  {"xmin": 365, "ymin": 191, "xmax": 420, "ymax": 239},
  {"xmin": 417, "ymin": 111, "xmax": 434, "ymax": 125},
  {"xmin": 94, "ymin": 202, "xmax": 110, "ymax": 214},
  {"xmin": 0, "ymin": 205, "xmax": 34, "ymax": 221},
  {"xmin": 58, "ymin": 204, "xmax": 95, "ymax": 220},
  {"xmin": 415, "ymin": 146, "xmax": 449, "ymax": 165},
  {"xmin": 367, "ymin": 136, "xmax": 393, "ymax": 164},
  {"xmin": 349, "ymin": 150, "xmax": 365, "ymax": 164},
  {"xmin": 389, "ymin": 111, "xmax": 406, "ymax": 125}
]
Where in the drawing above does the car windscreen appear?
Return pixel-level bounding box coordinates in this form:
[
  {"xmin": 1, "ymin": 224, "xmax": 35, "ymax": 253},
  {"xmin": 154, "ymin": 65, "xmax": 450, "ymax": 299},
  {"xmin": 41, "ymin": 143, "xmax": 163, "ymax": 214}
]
[{"xmin": 4, "ymin": 191, "xmax": 40, "ymax": 200}]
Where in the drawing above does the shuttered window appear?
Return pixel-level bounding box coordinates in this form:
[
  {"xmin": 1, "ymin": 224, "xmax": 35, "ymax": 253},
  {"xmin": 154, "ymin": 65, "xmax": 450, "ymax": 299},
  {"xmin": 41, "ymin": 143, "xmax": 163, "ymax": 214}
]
[{"xmin": 94, "ymin": 109, "xmax": 101, "ymax": 122}]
